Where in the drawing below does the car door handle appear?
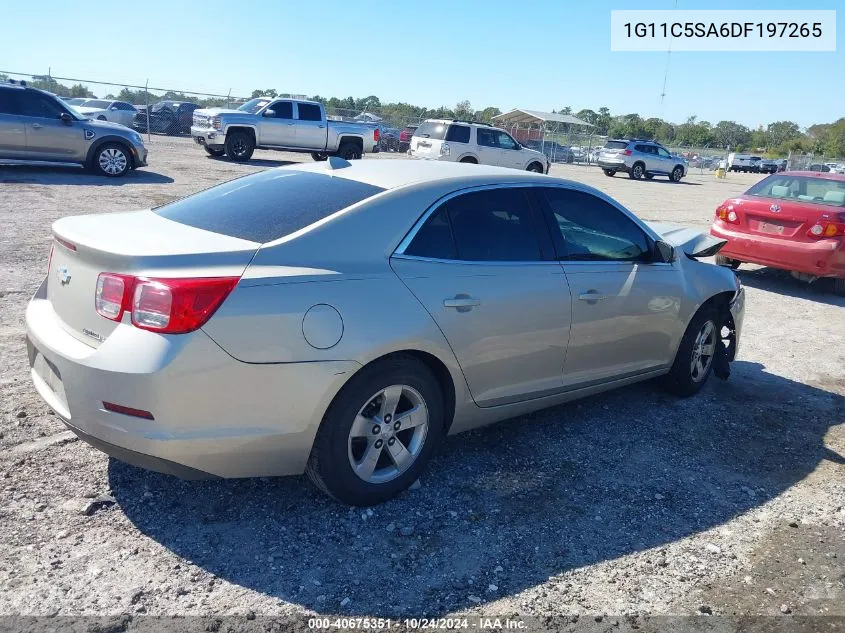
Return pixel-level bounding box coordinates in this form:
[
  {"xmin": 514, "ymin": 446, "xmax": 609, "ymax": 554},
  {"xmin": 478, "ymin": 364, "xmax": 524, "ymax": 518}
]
[
  {"xmin": 578, "ymin": 290, "xmax": 609, "ymax": 302},
  {"xmin": 443, "ymin": 296, "xmax": 481, "ymax": 310},
  {"xmin": 31, "ymin": 123, "xmax": 42, "ymax": 129},
  {"xmin": 318, "ymin": 125, "xmax": 326, "ymax": 128}
]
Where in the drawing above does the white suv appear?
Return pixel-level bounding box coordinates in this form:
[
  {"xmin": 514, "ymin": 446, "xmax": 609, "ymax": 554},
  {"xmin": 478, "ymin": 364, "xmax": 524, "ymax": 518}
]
[{"xmin": 409, "ymin": 119, "xmax": 549, "ymax": 173}]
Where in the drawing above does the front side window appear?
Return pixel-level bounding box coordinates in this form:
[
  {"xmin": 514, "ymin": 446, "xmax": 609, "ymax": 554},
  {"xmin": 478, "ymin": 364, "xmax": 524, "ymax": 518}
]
[
  {"xmin": 542, "ymin": 188, "xmax": 651, "ymax": 262},
  {"xmin": 18, "ymin": 92, "xmax": 68, "ymax": 119},
  {"xmin": 296, "ymin": 103, "xmax": 322, "ymax": 121},
  {"xmin": 497, "ymin": 132, "xmax": 519, "ymax": 150},
  {"xmin": 269, "ymin": 101, "xmax": 293, "ymax": 119},
  {"xmin": 657, "ymin": 147, "xmax": 671, "ymax": 158}
]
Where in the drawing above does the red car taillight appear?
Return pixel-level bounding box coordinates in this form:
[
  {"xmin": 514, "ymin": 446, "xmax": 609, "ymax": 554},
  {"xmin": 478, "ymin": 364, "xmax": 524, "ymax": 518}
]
[
  {"xmin": 716, "ymin": 205, "xmax": 739, "ymax": 223},
  {"xmin": 373, "ymin": 128, "xmax": 380, "ymax": 142},
  {"xmin": 95, "ymin": 274, "xmax": 237, "ymax": 334},
  {"xmin": 807, "ymin": 212, "xmax": 845, "ymax": 238},
  {"xmin": 623, "ymin": 149, "xmax": 632, "ymax": 156}
]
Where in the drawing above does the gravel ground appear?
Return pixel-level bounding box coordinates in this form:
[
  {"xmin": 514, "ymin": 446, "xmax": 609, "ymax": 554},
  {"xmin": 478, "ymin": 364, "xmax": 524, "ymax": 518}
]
[{"xmin": 0, "ymin": 137, "xmax": 843, "ymax": 623}]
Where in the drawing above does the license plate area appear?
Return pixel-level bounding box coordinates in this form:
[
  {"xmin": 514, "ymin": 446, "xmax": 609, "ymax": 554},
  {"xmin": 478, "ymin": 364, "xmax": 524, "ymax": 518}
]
[
  {"xmin": 758, "ymin": 221, "xmax": 785, "ymax": 235},
  {"xmin": 27, "ymin": 337, "xmax": 69, "ymax": 411}
]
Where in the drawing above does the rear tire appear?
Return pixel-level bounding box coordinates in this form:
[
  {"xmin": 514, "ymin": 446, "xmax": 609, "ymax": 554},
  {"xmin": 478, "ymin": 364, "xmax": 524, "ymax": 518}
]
[
  {"xmin": 311, "ymin": 152, "xmax": 328, "ymax": 161},
  {"xmin": 715, "ymin": 255, "xmax": 740, "ymax": 270},
  {"xmin": 833, "ymin": 278, "xmax": 845, "ymax": 297},
  {"xmin": 336, "ymin": 142, "xmax": 362, "ymax": 160},
  {"xmin": 204, "ymin": 146, "xmax": 225, "ymax": 157},
  {"xmin": 527, "ymin": 162, "xmax": 544, "ymax": 173},
  {"xmin": 659, "ymin": 307, "xmax": 718, "ymax": 397},
  {"xmin": 603, "ymin": 169, "xmax": 615, "ymax": 177},
  {"xmin": 224, "ymin": 131, "xmax": 255, "ymax": 162},
  {"xmin": 629, "ymin": 162, "xmax": 645, "ymax": 179},
  {"xmin": 306, "ymin": 355, "xmax": 444, "ymax": 506}
]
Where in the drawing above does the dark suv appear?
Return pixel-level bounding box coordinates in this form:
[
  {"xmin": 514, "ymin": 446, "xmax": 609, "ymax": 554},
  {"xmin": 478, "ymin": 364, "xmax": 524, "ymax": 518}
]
[
  {"xmin": 133, "ymin": 101, "xmax": 200, "ymax": 135},
  {"xmin": 0, "ymin": 80, "xmax": 148, "ymax": 177}
]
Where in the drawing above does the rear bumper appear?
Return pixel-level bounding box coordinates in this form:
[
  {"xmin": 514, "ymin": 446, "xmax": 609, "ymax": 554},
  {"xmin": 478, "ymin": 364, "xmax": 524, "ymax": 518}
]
[
  {"xmin": 711, "ymin": 222, "xmax": 845, "ymax": 277},
  {"xmin": 597, "ymin": 159, "xmax": 628, "ymax": 172},
  {"xmin": 25, "ymin": 279, "xmax": 360, "ymax": 478}
]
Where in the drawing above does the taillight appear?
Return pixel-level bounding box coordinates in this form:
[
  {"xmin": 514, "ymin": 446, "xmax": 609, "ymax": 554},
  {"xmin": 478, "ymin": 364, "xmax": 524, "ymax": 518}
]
[
  {"xmin": 716, "ymin": 205, "xmax": 739, "ymax": 224},
  {"xmin": 54, "ymin": 236, "xmax": 77, "ymax": 252},
  {"xmin": 95, "ymin": 273, "xmax": 134, "ymax": 321},
  {"xmin": 374, "ymin": 128, "xmax": 380, "ymax": 142},
  {"xmin": 623, "ymin": 149, "xmax": 632, "ymax": 156},
  {"xmin": 807, "ymin": 212, "xmax": 845, "ymax": 238},
  {"xmin": 95, "ymin": 274, "xmax": 237, "ymax": 334}
]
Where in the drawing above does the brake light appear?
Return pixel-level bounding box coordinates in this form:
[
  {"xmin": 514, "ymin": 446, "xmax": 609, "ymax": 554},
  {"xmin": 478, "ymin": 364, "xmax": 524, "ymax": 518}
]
[
  {"xmin": 716, "ymin": 205, "xmax": 739, "ymax": 223},
  {"xmin": 373, "ymin": 128, "xmax": 380, "ymax": 142},
  {"xmin": 807, "ymin": 212, "xmax": 845, "ymax": 238},
  {"xmin": 103, "ymin": 401, "xmax": 154, "ymax": 420},
  {"xmin": 95, "ymin": 274, "xmax": 237, "ymax": 334},
  {"xmin": 623, "ymin": 149, "xmax": 632, "ymax": 156},
  {"xmin": 54, "ymin": 236, "xmax": 77, "ymax": 252}
]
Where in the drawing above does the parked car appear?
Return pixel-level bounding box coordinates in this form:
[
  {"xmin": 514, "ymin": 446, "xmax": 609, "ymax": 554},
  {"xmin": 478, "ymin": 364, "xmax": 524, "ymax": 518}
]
[
  {"xmin": 75, "ymin": 99, "xmax": 138, "ymax": 128},
  {"xmin": 525, "ymin": 140, "xmax": 575, "ymax": 164},
  {"xmin": 70, "ymin": 104, "xmax": 109, "ymax": 121},
  {"xmin": 409, "ymin": 119, "xmax": 549, "ymax": 173},
  {"xmin": 398, "ymin": 125, "xmax": 418, "ymax": 152},
  {"xmin": 807, "ymin": 163, "xmax": 831, "ymax": 173},
  {"xmin": 26, "ymin": 159, "xmax": 743, "ymax": 505},
  {"xmin": 0, "ymin": 79, "xmax": 147, "ymax": 177},
  {"xmin": 378, "ymin": 127, "xmax": 401, "ymax": 152},
  {"xmin": 191, "ymin": 97, "xmax": 378, "ymax": 162},
  {"xmin": 597, "ymin": 139, "xmax": 688, "ymax": 182},
  {"xmin": 61, "ymin": 97, "xmax": 89, "ymax": 106},
  {"xmin": 711, "ymin": 171, "xmax": 845, "ymax": 295},
  {"xmin": 758, "ymin": 158, "xmax": 782, "ymax": 174},
  {"xmin": 133, "ymin": 101, "xmax": 200, "ymax": 136},
  {"xmin": 728, "ymin": 153, "xmax": 763, "ymax": 173}
]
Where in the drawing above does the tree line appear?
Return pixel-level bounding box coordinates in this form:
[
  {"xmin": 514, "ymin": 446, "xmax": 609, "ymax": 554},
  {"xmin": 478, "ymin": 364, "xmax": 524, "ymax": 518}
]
[{"xmin": 4, "ymin": 74, "xmax": 842, "ymax": 157}]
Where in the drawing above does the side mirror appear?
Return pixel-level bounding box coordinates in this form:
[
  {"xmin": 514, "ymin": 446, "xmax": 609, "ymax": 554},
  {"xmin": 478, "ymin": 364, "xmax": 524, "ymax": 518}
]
[
  {"xmin": 110, "ymin": 106, "xmax": 118, "ymax": 111},
  {"xmin": 654, "ymin": 240, "xmax": 675, "ymax": 263},
  {"xmin": 59, "ymin": 112, "xmax": 73, "ymax": 124},
  {"xmin": 263, "ymin": 109, "xmax": 275, "ymax": 117}
]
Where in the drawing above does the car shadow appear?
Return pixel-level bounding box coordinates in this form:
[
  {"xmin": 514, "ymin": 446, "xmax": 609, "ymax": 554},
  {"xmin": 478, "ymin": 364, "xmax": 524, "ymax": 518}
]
[
  {"xmin": 109, "ymin": 361, "xmax": 844, "ymax": 617},
  {"xmin": 0, "ymin": 166, "xmax": 174, "ymax": 186},
  {"xmin": 736, "ymin": 267, "xmax": 845, "ymax": 307},
  {"xmin": 640, "ymin": 178, "xmax": 702, "ymax": 186},
  {"xmin": 205, "ymin": 156, "xmax": 301, "ymax": 169}
]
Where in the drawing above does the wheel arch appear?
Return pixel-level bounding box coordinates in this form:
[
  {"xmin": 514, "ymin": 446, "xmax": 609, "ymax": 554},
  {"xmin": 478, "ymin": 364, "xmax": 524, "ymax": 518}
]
[
  {"xmin": 457, "ymin": 153, "xmax": 479, "ymax": 163},
  {"xmin": 338, "ymin": 135, "xmax": 364, "ymax": 151},
  {"xmin": 85, "ymin": 136, "xmax": 136, "ymax": 169},
  {"xmin": 225, "ymin": 125, "xmax": 257, "ymax": 144}
]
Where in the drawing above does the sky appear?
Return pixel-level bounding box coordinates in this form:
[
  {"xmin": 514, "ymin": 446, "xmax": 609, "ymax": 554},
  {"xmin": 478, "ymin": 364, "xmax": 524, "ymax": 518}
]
[{"xmin": 1, "ymin": 0, "xmax": 842, "ymax": 128}]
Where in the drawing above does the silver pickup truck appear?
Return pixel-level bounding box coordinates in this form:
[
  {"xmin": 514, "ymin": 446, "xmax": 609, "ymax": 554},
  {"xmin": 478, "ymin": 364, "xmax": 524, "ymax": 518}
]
[{"xmin": 190, "ymin": 97, "xmax": 378, "ymax": 162}]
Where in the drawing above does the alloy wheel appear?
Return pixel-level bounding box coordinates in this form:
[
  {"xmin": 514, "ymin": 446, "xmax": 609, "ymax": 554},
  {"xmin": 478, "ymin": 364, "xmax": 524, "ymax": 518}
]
[
  {"xmin": 690, "ymin": 320, "xmax": 716, "ymax": 382},
  {"xmin": 98, "ymin": 148, "xmax": 127, "ymax": 175},
  {"xmin": 347, "ymin": 384, "xmax": 429, "ymax": 484}
]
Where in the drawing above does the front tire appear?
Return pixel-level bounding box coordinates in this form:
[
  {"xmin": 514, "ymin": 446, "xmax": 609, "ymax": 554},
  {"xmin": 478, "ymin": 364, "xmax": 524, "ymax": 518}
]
[
  {"xmin": 311, "ymin": 152, "xmax": 328, "ymax": 161},
  {"xmin": 670, "ymin": 166, "xmax": 684, "ymax": 182},
  {"xmin": 92, "ymin": 143, "xmax": 131, "ymax": 177},
  {"xmin": 659, "ymin": 307, "xmax": 718, "ymax": 397},
  {"xmin": 645, "ymin": 173, "xmax": 654, "ymax": 180},
  {"xmin": 629, "ymin": 162, "xmax": 645, "ymax": 179},
  {"xmin": 603, "ymin": 168, "xmax": 615, "ymax": 177},
  {"xmin": 224, "ymin": 131, "xmax": 255, "ymax": 162},
  {"xmin": 527, "ymin": 162, "xmax": 544, "ymax": 173},
  {"xmin": 204, "ymin": 146, "xmax": 225, "ymax": 157},
  {"xmin": 306, "ymin": 355, "xmax": 444, "ymax": 506}
]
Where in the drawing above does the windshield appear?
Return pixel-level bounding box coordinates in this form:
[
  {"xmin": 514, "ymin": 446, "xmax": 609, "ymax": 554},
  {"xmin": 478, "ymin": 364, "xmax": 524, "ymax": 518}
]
[
  {"xmin": 83, "ymin": 100, "xmax": 110, "ymax": 108},
  {"xmin": 747, "ymin": 175, "xmax": 845, "ymax": 207},
  {"xmin": 238, "ymin": 98, "xmax": 272, "ymax": 114}
]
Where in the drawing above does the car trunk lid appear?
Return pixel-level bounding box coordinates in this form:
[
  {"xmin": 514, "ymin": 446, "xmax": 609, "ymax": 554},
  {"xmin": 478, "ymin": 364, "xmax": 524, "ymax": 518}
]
[
  {"xmin": 48, "ymin": 210, "xmax": 259, "ymax": 348},
  {"xmin": 730, "ymin": 195, "xmax": 839, "ymax": 240}
]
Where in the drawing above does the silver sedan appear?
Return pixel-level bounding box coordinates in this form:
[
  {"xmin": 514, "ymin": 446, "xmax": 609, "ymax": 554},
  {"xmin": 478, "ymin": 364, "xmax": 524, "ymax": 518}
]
[{"xmin": 26, "ymin": 159, "xmax": 744, "ymax": 505}]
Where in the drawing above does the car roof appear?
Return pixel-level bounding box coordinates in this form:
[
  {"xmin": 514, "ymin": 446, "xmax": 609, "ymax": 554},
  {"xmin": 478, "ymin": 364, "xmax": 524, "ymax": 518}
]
[
  {"xmin": 278, "ymin": 158, "xmax": 547, "ymax": 190},
  {"xmin": 780, "ymin": 170, "xmax": 845, "ymax": 181}
]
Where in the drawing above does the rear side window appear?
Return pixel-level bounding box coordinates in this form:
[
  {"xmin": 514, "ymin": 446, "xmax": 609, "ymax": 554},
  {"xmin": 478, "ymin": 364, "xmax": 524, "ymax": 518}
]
[
  {"xmin": 404, "ymin": 207, "xmax": 456, "ymax": 260},
  {"xmin": 0, "ymin": 89, "xmax": 19, "ymax": 115},
  {"xmin": 414, "ymin": 121, "xmax": 447, "ymax": 140},
  {"xmin": 155, "ymin": 170, "xmax": 385, "ymax": 243},
  {"xmin": 297, "ymin": 103, "xmax": 322, "ymax": 121},
  {"xmin": 445, "ymin": 124, "xmax": 471, "ymax": 143},
  {"xmin": 604, "ymin": 140, "xmax": 628, "ymax": 149}
]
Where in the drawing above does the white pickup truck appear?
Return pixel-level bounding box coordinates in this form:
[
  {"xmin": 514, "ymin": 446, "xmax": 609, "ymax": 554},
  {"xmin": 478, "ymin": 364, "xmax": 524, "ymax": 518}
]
[{"xmin": 190, "ymin": 97, "xmax": 379, "ymax": 162}]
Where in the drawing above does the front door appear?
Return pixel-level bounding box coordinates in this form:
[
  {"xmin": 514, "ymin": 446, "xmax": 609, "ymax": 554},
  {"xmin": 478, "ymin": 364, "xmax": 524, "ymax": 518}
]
[
  {"xmin": 18, "ymin": 92, "xmax": 84, "ymax": 162},
  {"xmin": 537, "ymin": 187, "xmax": 684, "ymax": 387},
  {"xmin": 257, "ymin": 100, "xmax": 295, "ymax": 147},
  {"xmin": 391, "ymin": 187, "xmax": 572, "ymax": 407},
  {"xmin": 493, "ymin": 130, "xmax": 525, "ymax": 169}
]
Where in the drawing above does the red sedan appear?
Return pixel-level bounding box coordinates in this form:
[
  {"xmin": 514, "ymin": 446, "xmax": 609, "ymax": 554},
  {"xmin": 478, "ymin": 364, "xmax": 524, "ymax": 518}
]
[{"xmin": 710, "ymin": 171, "xmax": 845, "ymax": 295}]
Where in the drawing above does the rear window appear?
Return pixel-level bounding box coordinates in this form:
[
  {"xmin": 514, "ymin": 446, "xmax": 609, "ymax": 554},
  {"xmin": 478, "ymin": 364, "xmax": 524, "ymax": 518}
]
[
  {"xmin": 414, "ymin": 121, "xmax": 448, "ymax": 140},
  {"xmin": 604, "ymin": 141, "xmax": 628, "ymax": 149},
  {"xmin": 747, "ymin": 175, "xmax": 845, "ymax": 207},
  {"xmin": 155, "ymin": 170, "xmax": 386, "ymax": 242}
]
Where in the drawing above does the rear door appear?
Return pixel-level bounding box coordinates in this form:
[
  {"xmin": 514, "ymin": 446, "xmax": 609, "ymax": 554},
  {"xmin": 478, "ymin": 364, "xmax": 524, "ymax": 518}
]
[
  {"xmin": 474, "ymin": 127, "xmax": 500, "ymax": 166},
  {"xmin": 411, "ymin": 120, "xmax": 447, "ymax": 159},
  {"xmin": 257, "ymin": 100, "xmax": 295, "ymax": 146},
  {"xmin": 538, "ymin": 187, "xmax": 683, "ymax": 386},
  {"xmin": 0, "ymin": 89, "xmax": 27, "ymax": 158},
  {"xmin": 391, "ymin": 187, "xmax": 572, "ymax": 407},
  {"xmin": 293, "ymin": 102, "xmax": 326, "ymax": 149}
]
